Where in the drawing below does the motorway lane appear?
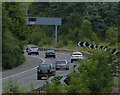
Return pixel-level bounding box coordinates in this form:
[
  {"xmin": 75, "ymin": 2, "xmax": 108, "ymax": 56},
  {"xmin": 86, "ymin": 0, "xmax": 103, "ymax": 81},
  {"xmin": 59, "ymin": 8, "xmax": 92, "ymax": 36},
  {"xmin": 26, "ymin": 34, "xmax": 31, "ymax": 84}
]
[
  {"xmin": 2, "ymin": 55, "xmax": 43, "ymax": 78},
  {"xmin": 2, "ymin": 51, "xmax": 74, "ymax": 91}
]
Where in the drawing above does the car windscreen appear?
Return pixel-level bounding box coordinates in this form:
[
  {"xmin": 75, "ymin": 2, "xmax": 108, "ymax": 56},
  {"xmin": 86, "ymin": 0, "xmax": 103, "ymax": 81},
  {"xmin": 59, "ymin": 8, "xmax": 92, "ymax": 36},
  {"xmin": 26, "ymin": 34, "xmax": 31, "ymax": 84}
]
[
  {"xmin": 39, "ymin": 64, "xmax": 51, "ymax": 70},
  {"xmin": 31, "ymin": 46, "xmax": 38, "ymax": 48},
  {"xmin": 56, "ymin": 61, "xmax": 66, "ymax": 64},
  {"xmin": 47, "ymin": 50, "xmax": 54, "ymax": 53},
  {"xmin": 73, "ymin": 54, "xmax": 82, "ymax": 55}
]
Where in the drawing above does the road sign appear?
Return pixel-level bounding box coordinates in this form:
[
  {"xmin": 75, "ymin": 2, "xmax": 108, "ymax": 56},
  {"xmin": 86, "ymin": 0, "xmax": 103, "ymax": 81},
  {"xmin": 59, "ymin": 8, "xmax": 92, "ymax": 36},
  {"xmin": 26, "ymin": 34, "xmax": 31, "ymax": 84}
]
[
  {"xmin": 26, "ymin": 17, "xmax": 61, "ymax": 25},
  {"xmin": 77, "ymin": 41, "xmax": 119, "ymax": 55},
  {"xmin": 26, "ymin": 17, "xmax": 62, "ymax": 46}
]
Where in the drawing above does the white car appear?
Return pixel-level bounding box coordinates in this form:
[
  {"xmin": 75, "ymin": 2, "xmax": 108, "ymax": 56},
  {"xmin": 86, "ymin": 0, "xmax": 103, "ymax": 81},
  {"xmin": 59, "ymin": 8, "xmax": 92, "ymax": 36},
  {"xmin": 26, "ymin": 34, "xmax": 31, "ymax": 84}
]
[
  {"xmin": 27, "ymin": 45, "xmax": 39, "ymax": 55},
  {"xmin": 71, "ymin": 52, "xmax": 83, "ymax": 63}
]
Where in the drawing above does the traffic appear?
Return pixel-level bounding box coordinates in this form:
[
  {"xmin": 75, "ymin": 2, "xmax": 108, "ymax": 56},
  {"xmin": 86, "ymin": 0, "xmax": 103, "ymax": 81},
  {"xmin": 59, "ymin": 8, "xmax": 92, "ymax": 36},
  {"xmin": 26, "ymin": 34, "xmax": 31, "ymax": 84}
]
[
  {"xmin": 2, "ymin": 44, "xmax": 84, "ymax": 91},
  {"xmin": 25, "ymin": 44, "xmax": 84, "ymax": 80}
]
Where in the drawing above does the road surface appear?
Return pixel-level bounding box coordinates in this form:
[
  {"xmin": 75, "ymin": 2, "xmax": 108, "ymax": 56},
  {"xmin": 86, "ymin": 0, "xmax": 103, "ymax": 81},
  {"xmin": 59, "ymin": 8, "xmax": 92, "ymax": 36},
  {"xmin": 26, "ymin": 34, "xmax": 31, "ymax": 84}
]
[{"xmin": 2, "ymin": 51, "xmax": 75, "ymax": 91}]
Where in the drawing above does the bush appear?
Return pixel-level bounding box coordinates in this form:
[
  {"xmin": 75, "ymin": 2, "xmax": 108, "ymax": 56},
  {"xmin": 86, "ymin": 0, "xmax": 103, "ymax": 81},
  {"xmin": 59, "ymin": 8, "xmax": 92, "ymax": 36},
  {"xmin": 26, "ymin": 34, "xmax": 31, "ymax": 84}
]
[{"xmin": 67, "ymin": 50, "xmax": 115, "ymax": 93}]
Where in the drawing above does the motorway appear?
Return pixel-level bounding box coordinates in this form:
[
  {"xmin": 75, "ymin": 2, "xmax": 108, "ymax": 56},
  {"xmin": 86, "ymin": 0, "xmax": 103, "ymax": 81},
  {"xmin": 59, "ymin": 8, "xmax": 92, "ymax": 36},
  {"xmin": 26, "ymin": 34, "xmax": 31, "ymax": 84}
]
[{"xmin": 2, "ymin": 51, "xmax": 76, "ymax": 91}]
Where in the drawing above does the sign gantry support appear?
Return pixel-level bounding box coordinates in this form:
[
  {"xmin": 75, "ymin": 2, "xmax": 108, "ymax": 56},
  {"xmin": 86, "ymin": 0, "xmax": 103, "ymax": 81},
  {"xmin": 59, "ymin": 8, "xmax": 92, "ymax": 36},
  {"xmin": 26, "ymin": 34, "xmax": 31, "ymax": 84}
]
[
  {"xmin": 21, "ymin": 3, "xmax": 62, "ymax": 46},
  {"xmin": 27, "ymin": 17, "xmax": 61, "ymax": 46}
]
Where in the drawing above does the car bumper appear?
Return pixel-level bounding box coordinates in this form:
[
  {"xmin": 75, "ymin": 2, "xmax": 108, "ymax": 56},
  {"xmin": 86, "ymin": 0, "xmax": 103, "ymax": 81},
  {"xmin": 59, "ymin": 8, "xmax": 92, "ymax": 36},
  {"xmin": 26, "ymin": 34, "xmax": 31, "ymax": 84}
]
[
  {"xmin": 46, "ymin": 55, "xmax": 55, "ymax": 57},
  {"xmin": 37, "ymin": 73, "xmax": 55, "ymax": 77},
  {"xmin": 71, "ymin": 57, "xmax": 83, "ymax": 60},
  {"xmin": 56, "ymin": 65, "xmax": 68, "ymax": 69}
]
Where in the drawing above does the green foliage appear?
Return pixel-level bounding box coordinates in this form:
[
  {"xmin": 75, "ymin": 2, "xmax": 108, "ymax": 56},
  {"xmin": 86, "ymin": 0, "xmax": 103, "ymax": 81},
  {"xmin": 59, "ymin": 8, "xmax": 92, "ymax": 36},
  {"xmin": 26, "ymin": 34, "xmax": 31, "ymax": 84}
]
[
  {"xmin": 3, "ymin": 78, "xmax": 27, "ymax": 93},
  {"xmin": 29, "ymin": 81, "xmax": 34, "ymax": 93},
  {"xmin": 29, "ymin": 2, "xmax": 118, "ymax": 46},
  {"xmin": 45, "ymin": 76, "xmax": 67, "ymax": 93},
  {"xmin": 106, "ymin": 27, "xmax": 118, "ymax": 45},
  {"xmin": 67, "ymin": 50, "xmax": 114, "ymax": 93},
  {"xmin": 2, "ymin": 31, "xmax": 25, "ymax": 69},
  {"xmin": 2, "ymin": 2, "xmax": 28, "ymax": 69},
  {"xmin": 3, "ymin": 78, "xmax": 19, "ymax": 93}
]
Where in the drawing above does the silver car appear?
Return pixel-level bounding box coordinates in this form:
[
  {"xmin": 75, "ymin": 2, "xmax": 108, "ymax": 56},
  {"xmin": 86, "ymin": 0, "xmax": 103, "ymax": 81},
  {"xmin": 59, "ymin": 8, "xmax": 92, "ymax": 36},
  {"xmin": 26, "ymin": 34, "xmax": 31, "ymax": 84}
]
[{"xmin": 55, "ymin": 60, "xmax": 69, "ymax": 70}]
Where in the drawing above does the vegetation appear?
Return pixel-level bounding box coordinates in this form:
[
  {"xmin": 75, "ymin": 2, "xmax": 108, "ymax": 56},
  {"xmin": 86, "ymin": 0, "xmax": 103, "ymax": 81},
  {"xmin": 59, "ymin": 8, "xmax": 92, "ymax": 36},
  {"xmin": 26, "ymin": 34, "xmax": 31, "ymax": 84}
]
[
  {"xmin": 3, "ymin": 78, "xmax": 35, "ymax": 94},
  {"xmin": 2, "ymin": 2, "xmax": 29, "ymax": 69},
  {"xmin": 3, "ymin": 50, "xmax": 116, "ymax": 93},
  {"xmin": 29, "ymin": 2, "xmax": 119, "ymax": 48},
  {"xmin": 2, "ymin": 2, "xmax": 119, "ymax": 69},
  {"xmin": 68, "ymin": 50, "xmax": 116, "ymax": 93},
  {"xmin": 2, "ymin": 2, "xmax": 119, "ymax": 94}
]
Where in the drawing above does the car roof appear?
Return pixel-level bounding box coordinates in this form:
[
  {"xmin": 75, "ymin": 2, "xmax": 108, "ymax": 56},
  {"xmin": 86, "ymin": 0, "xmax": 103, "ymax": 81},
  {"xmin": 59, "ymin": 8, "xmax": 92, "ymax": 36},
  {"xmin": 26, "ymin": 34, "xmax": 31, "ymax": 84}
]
[
  {"xmin": 56, "ymin": 60, "xmax": 67, "ymax": 62},
  {"xmin": 73, "ymin": 52, "xmax": 82, "ymax": 54},
  {"xmin": 28, "ymin": 45, "xmax": 37, "ymax": 47},
  {"xmin": 46, "ymin": 50, "xmax": 55, "ymax": 52},
  {"xmin": 39, "ymin": 64, "xmax": 53, "ymax": 66}
]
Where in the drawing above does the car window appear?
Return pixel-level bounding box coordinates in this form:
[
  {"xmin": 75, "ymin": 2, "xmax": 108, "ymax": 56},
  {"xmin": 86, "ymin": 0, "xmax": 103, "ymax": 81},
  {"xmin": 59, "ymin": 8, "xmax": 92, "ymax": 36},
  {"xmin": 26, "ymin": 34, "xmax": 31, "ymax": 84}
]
[
  {"xmin": 56, "ymin": 61, "xmax": 66, "ymax": 64},
  {"xmin": 39, "ymin": 64, "xmax": 50, "ymax": 69},
  {"xmin": 73, "ymin": 54, "xmax": 82, "ymax": 55},
  {"xmin": 47, "ymin": 50, "xmax": 54, "ymax": 52},
  {"xmin": 31, "ymin": 46, "xmax": 38, "ymax": 48}
]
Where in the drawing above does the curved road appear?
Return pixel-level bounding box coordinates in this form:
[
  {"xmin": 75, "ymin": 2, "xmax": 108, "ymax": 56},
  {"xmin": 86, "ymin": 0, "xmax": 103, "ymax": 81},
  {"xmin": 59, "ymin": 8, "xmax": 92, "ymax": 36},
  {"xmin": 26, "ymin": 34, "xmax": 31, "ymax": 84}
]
[{"xmin": 2, "ymin": 51, "xmax": 75, "ymax": 91}]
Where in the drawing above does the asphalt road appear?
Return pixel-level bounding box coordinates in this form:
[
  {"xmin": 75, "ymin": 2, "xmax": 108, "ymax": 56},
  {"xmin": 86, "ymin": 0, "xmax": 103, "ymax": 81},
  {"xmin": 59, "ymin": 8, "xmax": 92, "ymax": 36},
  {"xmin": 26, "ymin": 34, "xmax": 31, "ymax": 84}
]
[{"xmin": 2, "ymin": 51, "xmax": 75, "ymax": 91}]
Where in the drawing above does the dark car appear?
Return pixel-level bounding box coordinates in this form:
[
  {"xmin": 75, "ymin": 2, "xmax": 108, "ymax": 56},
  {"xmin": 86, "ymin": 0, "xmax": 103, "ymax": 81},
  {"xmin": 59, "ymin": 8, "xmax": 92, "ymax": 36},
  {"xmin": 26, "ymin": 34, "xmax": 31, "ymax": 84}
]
[
  {"xmin": 45, "ymin": 50, "xmax": 56, "ymax": 58},
  {"xmin": 37, "ymin": 64, "xmax": 56, "ymax": 80}
]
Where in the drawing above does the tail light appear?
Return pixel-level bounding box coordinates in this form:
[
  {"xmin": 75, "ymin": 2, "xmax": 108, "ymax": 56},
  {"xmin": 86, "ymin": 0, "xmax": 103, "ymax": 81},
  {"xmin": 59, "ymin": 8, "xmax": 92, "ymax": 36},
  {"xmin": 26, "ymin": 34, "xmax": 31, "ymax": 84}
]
[
  {"xmin": 37, "ymin": 70, "xmax": 41, "ymax": 73},
  {"xmin": 30, "ymin": 49, "xmax": 32, "ymax": 51},
  {"xmin": 49, "ymin": 70, "xmax": 53, "ymax": 73}
]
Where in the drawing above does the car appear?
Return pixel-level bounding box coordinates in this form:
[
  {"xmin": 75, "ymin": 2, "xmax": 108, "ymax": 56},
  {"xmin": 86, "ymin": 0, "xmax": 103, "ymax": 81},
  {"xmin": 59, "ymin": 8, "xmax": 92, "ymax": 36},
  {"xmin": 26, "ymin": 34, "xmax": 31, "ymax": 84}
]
[
  {"xmin": 26, "ymin": 44, "xmax": 35, "ymax": 52},
  {"xmin": 45, "ymin": 50, "xmax": 56, "ymax": 58},
  {"xmin": 37, "ymin": 64, "xmax": 56, "ymax": 80},
  {"xmin": 71, "ymin": 52, "xmax": 83, "ymax": 63},
  {"xmin": 55, "ymin": 60, "xmax": 69, "ymax": 70},
  {"xmin": 26, "ymin": 44, "xmax": 32, "ymax": 52},
  {"xmin": 27, "ymin": 45, "xmax": 39, "ymax": 55}
]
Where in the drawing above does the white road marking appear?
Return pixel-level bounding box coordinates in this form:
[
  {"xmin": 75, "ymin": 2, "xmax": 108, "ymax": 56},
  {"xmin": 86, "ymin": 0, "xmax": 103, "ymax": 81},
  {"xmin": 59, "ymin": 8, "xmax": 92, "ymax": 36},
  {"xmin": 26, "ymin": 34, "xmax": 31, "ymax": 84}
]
[
  {"xmin": 1, "ymin": 51, "xmax": 70, "ymax": 80},
  {"xmin": 1, "ymin": 55, "xmax": 45, "ymax": 80}
]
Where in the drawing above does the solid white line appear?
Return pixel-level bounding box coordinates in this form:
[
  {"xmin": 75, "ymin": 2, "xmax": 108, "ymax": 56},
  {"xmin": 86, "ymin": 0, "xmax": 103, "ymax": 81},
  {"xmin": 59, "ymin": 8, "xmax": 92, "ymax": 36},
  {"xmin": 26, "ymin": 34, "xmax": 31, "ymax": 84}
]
[
  {"xmin": 1, "ymin": 51, "xmax": 70, "ymax": 80},
  {"xmin": 1, "ymin": 55, "xmax": 45, "ymax": 80}
]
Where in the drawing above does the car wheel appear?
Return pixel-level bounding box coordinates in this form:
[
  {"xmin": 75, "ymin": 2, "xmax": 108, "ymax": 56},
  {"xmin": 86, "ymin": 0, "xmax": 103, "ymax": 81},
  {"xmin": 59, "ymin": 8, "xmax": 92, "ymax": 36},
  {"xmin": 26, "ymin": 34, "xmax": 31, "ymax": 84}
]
[
  {"xmin": 71, "ymin": 60, "xmax": 73, "ymax": 63},
  {"xmin": 28, "ymin": 53, "xmax": 31, "ymax": 55},
  {"xmin": 45, "ymin": 56, "xmax": 47, "ymax": 58},
  {"xmin": 36, "ymin": 52, "xmax": 39, "ymax": 55},
  {"xmin": 66, "ymin": 68, "xmax": 69, "ymax": 70},
  {"xmin": 37, "ymin": 76, "xmax": 42, "ymax": 80},
  {"xmin": 54, "ymin": 56, "xmax": 56, "ymax": 58},
  {"xmin": 56, "ymin": 68, "xmax": 58, "ymax": 70},
  {"xmin": 53, "ymin": 73, "xmax": 56, "ymax": 76}
]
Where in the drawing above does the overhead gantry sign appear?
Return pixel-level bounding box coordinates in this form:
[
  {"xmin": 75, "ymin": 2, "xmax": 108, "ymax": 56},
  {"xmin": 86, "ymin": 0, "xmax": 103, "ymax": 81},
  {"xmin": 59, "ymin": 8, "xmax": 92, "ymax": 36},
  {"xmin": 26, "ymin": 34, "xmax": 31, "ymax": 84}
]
[{"xmin": 26, "ymin": 17, "xmax": 62, "ymax": 46}]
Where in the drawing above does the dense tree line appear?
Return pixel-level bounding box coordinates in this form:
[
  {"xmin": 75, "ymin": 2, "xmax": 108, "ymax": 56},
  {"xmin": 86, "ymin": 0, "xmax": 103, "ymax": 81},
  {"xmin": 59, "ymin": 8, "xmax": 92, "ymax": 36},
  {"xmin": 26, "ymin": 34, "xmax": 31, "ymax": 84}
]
[
  {"xmin": 29, "ymin": 2, "xmax": 119, "ymax": 47},
  {"xmin": 2, "ymin": 2, "xmax": 119, "ymax": 70},
  {"xmin": 2, "ymin": 2, "xmax": 29, "ymax": 69}
]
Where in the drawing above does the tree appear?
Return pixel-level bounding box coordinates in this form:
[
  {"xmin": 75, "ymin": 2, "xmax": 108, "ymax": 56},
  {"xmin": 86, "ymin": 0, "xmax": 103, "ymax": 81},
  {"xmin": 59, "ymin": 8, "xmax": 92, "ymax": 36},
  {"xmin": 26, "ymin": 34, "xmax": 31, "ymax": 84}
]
[
  {"xmin": 77, "ymin": 19, "xmax": 93, "ymax": 42},
  {"xmin": 106, "ymin": 26, "xmax": 118, "ymax": 45},
  {"xmin": 2, "ymin": 2, "xmax": 27, "ymax": 69},
  {"xmin": 67, "ymin": 50, "xmax": 115, "ymax": 93}
]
